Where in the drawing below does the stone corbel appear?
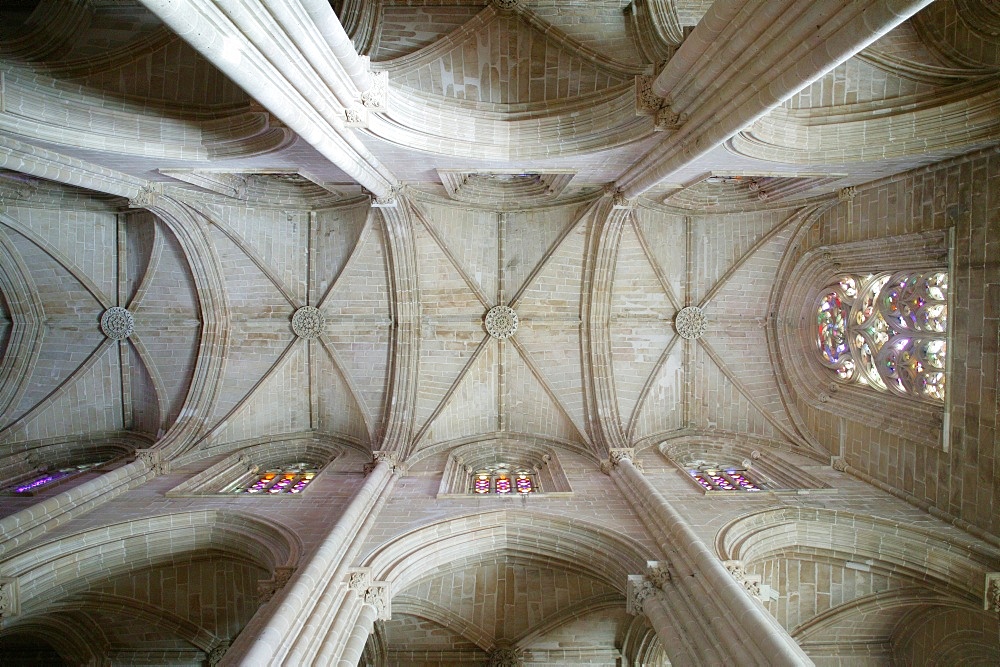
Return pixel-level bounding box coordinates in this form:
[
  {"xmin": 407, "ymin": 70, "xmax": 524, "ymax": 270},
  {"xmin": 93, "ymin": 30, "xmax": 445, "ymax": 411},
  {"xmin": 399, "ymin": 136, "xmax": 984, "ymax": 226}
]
[
  {"xmin": 207, "ymin": 641, "xmax": 229, "ymax": 667},
  {"xmin": 128, "ymin": 183, "xmax": 162, "ymax": 210},
  {"xmin": 984, "ymin": 572, "xmax": 1000, "ymax": 612},
  {"xmin": 136, "ymin": 448, "xmax": 170, "ymax": 476},
  {"xmin": 724, "ymin": 559, "xmax": 765, "ymax": 601},
  {"xmin": 0, "ymin": 577, "xmax": 18, "ymax": 619},
  {"xmin": 361, "ymin": 70, "xmax": 388, "ymax": 112},
  {"xmin": 363, "ymin": 581, "xmax": 391, "ymax": 620},
  {"xmin": 635, "ymin": 75, "xmax": 686, "ymax": 132},
  {"xmin": 347, "ymin": 567, "xmax": 373, "ymax": 595},
  {"xmin": 626, "ymin": 561, "xmax": 672, "ymax": 615},
  {"xmin": 364, "ymin": 451, "xmax": 404, "ymax": 475},
  {"xmin": 611, "ymin": 189, "xmax": 635, "ymax": 210},
  {"xmin": 838, "ymin": 186, "xmax": 857, "ymax": 201},
  {"xmin": 369, "ymin": 185, "xmax": 402, "ymax": 208},
  {"xmin": 258, "ymin": 566, "xmax": 296, "ymax": 604},
  {"xmin": 345, "ymin": 107, "xmax": 368, "ymax": 128}
]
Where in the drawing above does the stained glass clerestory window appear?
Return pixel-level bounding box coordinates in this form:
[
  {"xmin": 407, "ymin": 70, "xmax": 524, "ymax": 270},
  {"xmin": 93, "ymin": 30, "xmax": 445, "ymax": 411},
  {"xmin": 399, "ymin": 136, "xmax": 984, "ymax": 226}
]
[
  {"xmin": 471, "ymin": 465, "xmax": 535, "ymax": 495},
  {"xmin": 235, "ymin": 462, "xmax": 318, "ymax": 494},
  {"xmin": 815, "ymin": 272, "xmax": 948, "ymax": 401},
  {"xmin": 8, "ymin": 462, "xmax": 103, "ymax": 494},
  {"xmin": 688, "ymin": 467, "xmax": 763, "ymax": 492}
]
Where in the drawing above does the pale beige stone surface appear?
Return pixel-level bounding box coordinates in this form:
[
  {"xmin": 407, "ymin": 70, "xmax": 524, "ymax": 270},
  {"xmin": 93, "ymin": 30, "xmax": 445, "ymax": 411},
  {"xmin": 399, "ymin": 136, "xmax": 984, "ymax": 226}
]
[{"xmin": 0, "ymin": 0, "xmax": 998, "ymax": 665}]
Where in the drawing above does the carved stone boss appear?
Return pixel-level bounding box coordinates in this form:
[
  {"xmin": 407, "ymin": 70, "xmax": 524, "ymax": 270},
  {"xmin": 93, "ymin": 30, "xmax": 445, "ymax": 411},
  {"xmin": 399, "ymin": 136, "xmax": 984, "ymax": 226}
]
[{"xmin": 626, "ymin": 561, "xmax": 672, "ymax": 615}]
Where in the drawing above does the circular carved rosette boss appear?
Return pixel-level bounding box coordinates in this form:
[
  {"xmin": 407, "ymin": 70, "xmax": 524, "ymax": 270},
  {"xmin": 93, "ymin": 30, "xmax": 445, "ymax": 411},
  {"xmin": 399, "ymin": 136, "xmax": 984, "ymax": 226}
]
[
  {"xmin": 484, "ymin": 305, "xmax": 519, "ymax": 340},
  {"xmin": 101, "ymin": 307, "xmax": 135, "ymax": 340},
  {"xmin": 674, "ymin": 306, "xmax": 707, "ymax": 340},
  {"xmin": 291, "ymin": 306, "xmax": 325, "ymax": 339}
]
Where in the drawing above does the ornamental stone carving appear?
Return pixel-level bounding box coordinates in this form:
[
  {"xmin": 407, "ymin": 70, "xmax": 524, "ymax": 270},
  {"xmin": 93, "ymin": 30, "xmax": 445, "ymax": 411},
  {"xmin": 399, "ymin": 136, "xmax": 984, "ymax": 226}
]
[
  {"xmin": 363, "ymin": 582, "xmax": 391, "ymax": 620},
  {"xmin": 724, "ymin": 559, "xmax": 764, "ymax": 600},
  {"xmin": 674, "ymin": 306, "xmax": 707, "ymax": 340},
  {"xmin": 838, "ymin": 186, "xmax": 857, "ymax": 201},
  {"xmin": 491, "ymin": 0, "xmax": 520, "ymax": 10},
  {"xmin": 0, "ymin": 578, "xmax": 18, "ymax": 618},
  {"xmin": 486, "ymin": 646, "xmax": 524, "ymax": 667},
  {"xmin": 985, "ymin": 573, "xmax": 1000, "ymax": 612},
  {"xmin": 207, "ymin": 641, "xmax": 229, "ymax": 667},
  {"xmin": 364, "ymin": 451, "xmax": 403, "ymax": 475},
  {"xmin": 347, "ymin": 567, "xmax": 373, "ymax": 595},
  {"xmin": 611, "ymin": 189, "xmax": 635, "ymax": 209},
  {"xmin": 485, "ymin": 305, "xmax": 519, "ymax": 340},
  {"xmin": 291, "ymin": 306, "xmax": 324, "ymax": 339},
  {"xmin": 136, "ymin": 448, "xmax": 169, "ymax": 475},
  {"xmin": 626, "ymin": 574, "xmax": 659, "ymax": 615},
  {"xmin": 646, "ymin": 561, "xmax": 672, "ymax": 588},
  {"xmin": 361, "ymin": 71, "xmax": 388, "ymax": 111},
  {"xmin": 101, "ymin": 307, "xmax": 135, "ymax": 340},
  {"xmin": 345, "ymin": 107, "xmax": 367, "ymax": 127},
  {"xmin": 129, "ymin": 184, "xmax": 160, "ymax": 209}
]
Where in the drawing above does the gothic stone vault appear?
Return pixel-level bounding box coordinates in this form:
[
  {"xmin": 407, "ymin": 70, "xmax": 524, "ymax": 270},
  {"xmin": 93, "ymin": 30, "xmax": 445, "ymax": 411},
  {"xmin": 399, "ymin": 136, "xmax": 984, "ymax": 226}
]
[{"xmin": 0, "ymin": 0, "xmax": 999, "ymax": 665}]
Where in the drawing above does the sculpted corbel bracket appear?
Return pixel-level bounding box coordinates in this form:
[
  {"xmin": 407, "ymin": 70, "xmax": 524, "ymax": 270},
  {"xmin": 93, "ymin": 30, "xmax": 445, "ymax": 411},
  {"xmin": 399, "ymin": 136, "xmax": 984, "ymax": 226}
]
[
  {"xmin": 364, "ymin": 451, "xmax": 404, "ymax": 476},
  {"xmin": 361, "ymin": 70, "xmax": 388, "ymax": 112},
  {"xmin": 0, "ymin": 578, "xmax": 18, "ymax": 618},
  {"xmin": 724, "ymin": 559, "xmax": 764, "ymax": 601},
  {"xmin": 258, "ymin": 566, "xmax": 296, "ymax": 604},
  {"xmin": 348, "ymin": 569, "xmax": 391, "ymax": 620},
  {"xmin": 128, "ymin": 183, "xmax": 162, "ymax": 209},
  {"xmin": 136, "ymin": 448, "xmax": 170, "ymax": 476},
  {"xmin": 635, "ymin": 75, "xmax": 686, "ymax": 132},
  {"xmin": 984, "ymin": 572, "xmax": 1000, "ymax": 612},
  {"xmin": 626, "ymin": 561, "xmax": 672, "ymax": 615},
  {"xmin": 601, "ymin": 447, "xmax": 641, "ymax": 474}
]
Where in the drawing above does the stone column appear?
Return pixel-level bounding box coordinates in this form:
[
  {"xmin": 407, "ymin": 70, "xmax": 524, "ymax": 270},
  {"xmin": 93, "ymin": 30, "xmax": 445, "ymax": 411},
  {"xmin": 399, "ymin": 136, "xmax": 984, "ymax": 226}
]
[
  {"xmin": 337, "ymin": 579, "xmax": 390, "ymax": 667},
  {"xmin": 607, "ymin": 451, "xmax": 812, "ymax": 666},
  {"xmin": 626, "ymin": 562, "xmax": 714, "ymax": 665},
  {"xmin": 226, "ymin": 457, "xmax": 400, "ymax": 665}
]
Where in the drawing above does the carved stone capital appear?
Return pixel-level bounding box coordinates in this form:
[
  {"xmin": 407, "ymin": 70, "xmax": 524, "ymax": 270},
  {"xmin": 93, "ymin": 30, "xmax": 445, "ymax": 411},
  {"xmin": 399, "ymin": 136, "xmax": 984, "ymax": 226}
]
[
  {"xmin": 626, "ymin": 574, "xmax": 659, "ymax": 615},
  {"xmin": 129, "ymin": 184, "xmax": 161, "ymax": 209},
  {"xmin": 985, "ymin": 572, "xmax": 1000, "ymax": 612},
  {"xmin": 361, "ymin": 71, "xmax": 388, "ymax": 112},
  {"xmin": 363, "ymin": 581, "xmax": 391, "ymax": 620},
  {"xmin": 635, "ymin": 75, "xmax": 661, "ymax": 116},
  {"xmin": 370, "ymin": 186, "xmax": 401, "ymax": 208},
  {"xmin": 365, "ymin": 451, "xmax": 403, "ymax": 475},
  {"xmin": 486, "ymin": 646, "xmax": 524, "ymax": 666},
  {"xmin": 207, "ymin": 641, "xmax": 229, "ymax": 667},
  {"xmin": 831, "ymin": 457, "xmax": 849, "ymax": 472},
  {"xmin": 0, "ymin": 578, "xmax": 18, "ymax": 618},
  {"xmin": 347, "ymin": 567, "xmax": 373, "ymax": 595},
  {"xmin": 654, "ymin": 105, "xmax": 686, "ymax": 132},
  {"xmin": 258, "ymin": 566, "xmax": 296, "ymax": 604},
  {"xmin": 136, "ymin": 448, "xmax": 169, "ymax": 475},
  {"xmin": 345, "ymin": 107, "xmax": 368, "ymax": 128},
  {"xmin": 646, "ymin": 561, "xmax": 672, "ymax": 588},
  {"xmin": 611, "ymin": 189, "xmax": 635, "ymax": 209},
  {"xmin": 724, "ymin": 559, "xmax": 764, "ymax": 600},
  {"xmin": 607, "ymin": 448, "xmax": 635, "ymax": 469},
  {"xmin": 838, "ymin": 186, "xmax": 857, "ymax": 201}
]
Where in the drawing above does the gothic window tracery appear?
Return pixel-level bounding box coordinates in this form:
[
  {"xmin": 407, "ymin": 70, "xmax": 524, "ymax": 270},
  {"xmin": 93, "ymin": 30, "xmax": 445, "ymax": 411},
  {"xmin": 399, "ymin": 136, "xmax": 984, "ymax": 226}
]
[
  {"xmin": 6, "ymin": 462, "xmax": 104, "ymax": 494},
  {"xmin": 232, "ymin": 462, "xmax": 319, "ymax": 494},
  {"xmin": 688, "ymin": 466, "xmax": 763, "ymax": 492},
  {"xmin": 816, "ymin": 271, "xmax": 948, "ymax": 401},
  {"xmin": 471, "ymin": 464, "xmax": 536, "ymax": 495}
]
